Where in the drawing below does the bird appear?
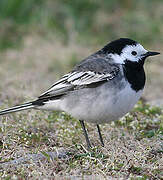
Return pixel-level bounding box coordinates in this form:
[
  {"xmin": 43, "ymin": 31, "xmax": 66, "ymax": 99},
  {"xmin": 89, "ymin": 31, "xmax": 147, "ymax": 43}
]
[{"xmin": 0, "ymin": 38, "xmax": 160, "ymax": 149}]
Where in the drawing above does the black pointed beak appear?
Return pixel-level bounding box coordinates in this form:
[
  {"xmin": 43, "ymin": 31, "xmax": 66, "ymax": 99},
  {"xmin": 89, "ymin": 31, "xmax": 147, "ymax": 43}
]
[{"xmin": 144, "ymin": 51, "xmax": 160, "ymax": 57}]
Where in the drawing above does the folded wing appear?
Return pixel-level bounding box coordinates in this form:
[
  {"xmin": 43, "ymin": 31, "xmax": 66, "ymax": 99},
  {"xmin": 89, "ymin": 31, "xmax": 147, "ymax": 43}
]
[{"xmin": 38, "ymin": 58, "xmax": 119, "ymax": 100}]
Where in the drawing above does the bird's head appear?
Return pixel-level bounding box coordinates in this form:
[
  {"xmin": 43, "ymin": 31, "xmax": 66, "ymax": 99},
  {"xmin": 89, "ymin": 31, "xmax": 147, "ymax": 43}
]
[{"xmin": 102, "ymin": 38, "xmax": 160, "ymax": 65}]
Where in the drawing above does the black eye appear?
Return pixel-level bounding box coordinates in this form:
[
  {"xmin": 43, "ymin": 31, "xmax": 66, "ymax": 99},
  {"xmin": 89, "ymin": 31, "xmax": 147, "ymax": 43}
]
[{"xmin": 131, "ymin": 51, "xmax": 137, "ymax": 56}]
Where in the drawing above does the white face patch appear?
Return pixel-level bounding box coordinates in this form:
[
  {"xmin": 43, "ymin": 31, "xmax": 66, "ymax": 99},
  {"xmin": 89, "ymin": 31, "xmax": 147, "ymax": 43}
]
[{"xmin": 108, "ymin": 44, "xmax": 148, "ymax": 64}]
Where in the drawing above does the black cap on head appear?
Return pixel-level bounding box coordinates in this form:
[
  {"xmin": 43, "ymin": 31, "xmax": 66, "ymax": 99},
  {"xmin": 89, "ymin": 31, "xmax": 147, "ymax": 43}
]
[{"xmin": 102, "ymin": 38, "xmax": 138, "ymax": 55}]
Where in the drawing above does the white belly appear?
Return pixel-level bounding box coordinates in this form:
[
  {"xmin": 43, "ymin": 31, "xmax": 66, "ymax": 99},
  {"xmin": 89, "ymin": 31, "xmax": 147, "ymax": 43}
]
[{"xmin": 39, "ymin": 82, "xmax": 143, "ymax": 124}]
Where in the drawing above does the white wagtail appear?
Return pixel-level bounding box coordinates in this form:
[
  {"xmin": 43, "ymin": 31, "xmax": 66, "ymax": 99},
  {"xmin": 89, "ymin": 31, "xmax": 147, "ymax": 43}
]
[{"xmin": 0, "ymin": 38, "xmax": 160, "ymax": 148}]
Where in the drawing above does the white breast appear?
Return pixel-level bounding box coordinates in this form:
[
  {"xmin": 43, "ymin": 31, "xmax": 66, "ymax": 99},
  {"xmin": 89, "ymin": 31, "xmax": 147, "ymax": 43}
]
[
  {"xmin": 39, "ymin": 81, "xmax": 143, "ymax": 124},
  {"xmin": 59, "ymin": 81, "xmax": 143, "ymax": 124},
  {"xmin": 104, "ymin": 83, "xmax": 143, "ymax": 123}
]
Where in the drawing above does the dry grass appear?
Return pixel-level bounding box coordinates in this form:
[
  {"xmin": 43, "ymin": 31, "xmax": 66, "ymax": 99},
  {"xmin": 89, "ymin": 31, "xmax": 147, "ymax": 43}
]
[{"xmin": 0, "ymin": 36, "xmax": 163, "ymax": 179}]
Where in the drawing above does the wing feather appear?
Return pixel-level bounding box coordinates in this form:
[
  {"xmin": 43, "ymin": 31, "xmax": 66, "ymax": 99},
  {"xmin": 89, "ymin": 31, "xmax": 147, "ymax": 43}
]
[
  {"xmin": 39, "ymin": 58, "xmax": 119, "ymax": 99},
  {"xmin": 39, "ymin": 70, "xmax": 118, "ymax": 98}
]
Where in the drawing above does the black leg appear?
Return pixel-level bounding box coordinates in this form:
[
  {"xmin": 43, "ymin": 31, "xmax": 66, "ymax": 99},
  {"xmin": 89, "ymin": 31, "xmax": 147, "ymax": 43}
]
[
  {"xmin": 79, "ymin": 120, "xmax": 91, "ymax": 149},
  {"xmin": 97, "ymin": 124, "xmax": 104, "ymax": 147}
]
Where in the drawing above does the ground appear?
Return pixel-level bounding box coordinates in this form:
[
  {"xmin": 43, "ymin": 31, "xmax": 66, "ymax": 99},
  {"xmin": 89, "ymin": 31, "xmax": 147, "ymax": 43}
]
[
  {"xmin": 0, "ymin": 36, "xmax": 162, "ymax": 179},
  {"xmin": 0, "ymin": 0, "xmax": 163, "ymax": 179}
]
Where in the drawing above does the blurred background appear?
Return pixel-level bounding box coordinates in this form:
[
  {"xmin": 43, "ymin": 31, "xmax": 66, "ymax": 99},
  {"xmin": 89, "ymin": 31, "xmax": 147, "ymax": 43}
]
[{"xmin": 0, "ymin": 0, "xmax": 162, "ymax": 106}]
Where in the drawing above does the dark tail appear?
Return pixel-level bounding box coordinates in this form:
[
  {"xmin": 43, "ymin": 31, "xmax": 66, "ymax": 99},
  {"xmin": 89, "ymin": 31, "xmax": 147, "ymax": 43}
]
[{"xmin": 0, "ymin": 102, "xmax": 34, "ymax": 116}]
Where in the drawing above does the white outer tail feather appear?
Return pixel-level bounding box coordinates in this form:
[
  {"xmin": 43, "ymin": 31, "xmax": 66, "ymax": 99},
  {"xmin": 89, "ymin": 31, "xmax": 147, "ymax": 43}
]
[{"xmin": 0, "ymin": 102, "xmax": 34, "ymax": 115}]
